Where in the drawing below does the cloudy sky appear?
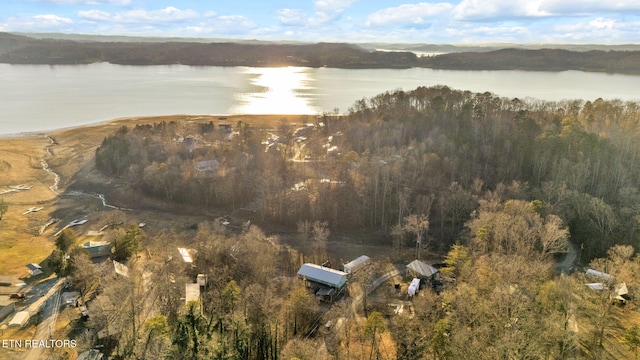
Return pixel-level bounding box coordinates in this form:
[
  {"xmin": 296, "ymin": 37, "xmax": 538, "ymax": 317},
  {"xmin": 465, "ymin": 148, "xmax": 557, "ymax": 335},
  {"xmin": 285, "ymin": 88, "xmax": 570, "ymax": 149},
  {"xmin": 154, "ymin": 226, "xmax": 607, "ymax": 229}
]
[{"xmin": 2, "ymin": 0, "xmax": 640, "ymax": 44}]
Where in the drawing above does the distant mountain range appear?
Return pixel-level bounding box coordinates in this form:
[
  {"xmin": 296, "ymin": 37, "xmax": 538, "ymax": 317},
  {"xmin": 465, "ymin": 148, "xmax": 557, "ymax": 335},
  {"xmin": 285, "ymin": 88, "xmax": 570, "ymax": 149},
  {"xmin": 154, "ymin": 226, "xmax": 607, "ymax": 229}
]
[{"xmin": 2, "ymin": 32, "xmax": 640, "ymax": 74}]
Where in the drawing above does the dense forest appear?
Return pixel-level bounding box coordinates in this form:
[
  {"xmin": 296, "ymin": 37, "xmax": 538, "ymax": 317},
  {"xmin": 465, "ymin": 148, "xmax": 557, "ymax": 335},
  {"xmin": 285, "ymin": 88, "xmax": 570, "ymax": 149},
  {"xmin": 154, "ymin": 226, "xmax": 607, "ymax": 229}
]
[
  {"xmin": 49, "ymin": 85, "xmax": 640, "ymax": 359},
  {"xmin": 3, "ymin": 32, "xmax": 640, "ymax": 73}
]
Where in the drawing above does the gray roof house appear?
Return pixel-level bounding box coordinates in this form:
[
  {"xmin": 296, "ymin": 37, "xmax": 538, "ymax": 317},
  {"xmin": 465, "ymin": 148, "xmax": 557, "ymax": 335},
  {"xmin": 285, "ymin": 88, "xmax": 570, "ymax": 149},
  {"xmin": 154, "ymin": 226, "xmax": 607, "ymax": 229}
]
[
  {"xmin": 26, "ymin": 263, "xmax": 43, "ymax": 276},
  {"xmin": 297, "ymin": 263, "xmax": 348, "ymax": 289}
]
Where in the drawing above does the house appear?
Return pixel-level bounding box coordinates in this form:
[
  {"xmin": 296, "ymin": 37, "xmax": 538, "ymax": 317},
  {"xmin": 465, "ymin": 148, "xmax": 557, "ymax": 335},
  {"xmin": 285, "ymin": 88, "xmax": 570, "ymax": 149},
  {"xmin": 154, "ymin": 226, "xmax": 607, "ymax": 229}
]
[
  {"xmin": 297, "ymin": 263, "xmax": 348, "ymax": 302},
  {"xmin": 62, "ymin": 291, "xmax": 81, "ymax": 307},
  {"xmin": 195, "ymin": 159, "xmax": 219, "ymax": 171},
  {"xmin": 343, "ymin": 255, "xmax": 370, "ymax": 275},
  {"xmin": 80, "ymin": 241, "xmax": 112, "ymax": 258},
  {"xmin": 26, "ymin": 263, "xmax": 43, "ymax": 276}
]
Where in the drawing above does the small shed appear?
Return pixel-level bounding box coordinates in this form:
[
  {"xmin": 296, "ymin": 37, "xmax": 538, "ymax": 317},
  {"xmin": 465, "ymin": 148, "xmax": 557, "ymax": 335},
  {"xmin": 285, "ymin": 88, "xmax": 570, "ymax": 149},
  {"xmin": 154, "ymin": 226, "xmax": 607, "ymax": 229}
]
[
  {"xmin": 112, "ymin": 260, "xmax": 129, "ymax": 277},
  {"xmin": 26, "ymin": 263, "xmax": 43, "ymax": 276},
  {"xmin": 8, "ymin": 311, "xmax": 29, "ymax": 328},
  {"xmin": 197, "ymin": 274, "xmax": 207, "ymax": 287},
  {"xmin": 297, "ymin": 263, "xmax": 347, "ymax": 290},
  {"xmin": 178, "ymin": 248, "xmax": 193, "ymax": 263},
  {"xmin": 407, "ymin": 260, "xmax": 439, "ymax": 278},
  {"xmin": 343, "ymin": 255, "xmax": 370, "ymax": 275}
]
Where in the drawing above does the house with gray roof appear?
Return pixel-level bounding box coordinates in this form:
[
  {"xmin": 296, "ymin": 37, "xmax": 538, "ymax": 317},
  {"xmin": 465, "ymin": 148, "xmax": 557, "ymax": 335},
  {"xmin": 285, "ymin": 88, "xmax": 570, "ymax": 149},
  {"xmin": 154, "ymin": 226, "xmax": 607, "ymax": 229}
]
[{"xmin": 297, "ymin": 263, "xmax": 348, "ymax": 302}]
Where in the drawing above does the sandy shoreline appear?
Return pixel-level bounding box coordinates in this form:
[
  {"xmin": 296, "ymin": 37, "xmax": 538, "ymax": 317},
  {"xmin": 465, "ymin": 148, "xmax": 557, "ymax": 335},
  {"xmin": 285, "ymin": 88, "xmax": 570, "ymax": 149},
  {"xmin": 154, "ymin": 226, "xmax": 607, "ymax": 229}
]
[{"xmin": 0, "ymin": 112, "xmax": 318, "ymax": 139}]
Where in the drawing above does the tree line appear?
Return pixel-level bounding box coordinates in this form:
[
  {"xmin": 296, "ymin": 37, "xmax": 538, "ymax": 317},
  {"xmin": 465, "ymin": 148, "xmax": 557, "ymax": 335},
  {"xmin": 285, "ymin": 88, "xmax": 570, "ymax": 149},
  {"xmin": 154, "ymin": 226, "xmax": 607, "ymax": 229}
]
[{"xmin": 3, "ymin": 32, "xmax": 640, "ymax": 73}]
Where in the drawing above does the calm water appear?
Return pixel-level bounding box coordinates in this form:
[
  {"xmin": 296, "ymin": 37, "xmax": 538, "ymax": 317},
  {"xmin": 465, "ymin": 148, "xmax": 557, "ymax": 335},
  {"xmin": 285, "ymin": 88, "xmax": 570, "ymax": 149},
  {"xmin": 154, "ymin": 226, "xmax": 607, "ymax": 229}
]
[{"xmin": 1, "ymin": 62, "xmax": 639, "ymax": 135}]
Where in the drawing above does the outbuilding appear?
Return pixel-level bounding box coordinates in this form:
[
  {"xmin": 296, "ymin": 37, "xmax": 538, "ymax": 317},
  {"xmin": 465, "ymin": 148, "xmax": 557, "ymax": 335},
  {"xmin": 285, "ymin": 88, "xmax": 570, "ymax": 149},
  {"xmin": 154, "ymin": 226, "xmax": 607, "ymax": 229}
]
[
  {"xmin": 406, "ymin": 260, "xmax": 439, "ymax": 278},
  {"xmin": 26, "ymin": 263, "xmax": 43, "ymax": 276},
  {"xmin": 297, "ymin": 263, "xmax": 348, "ymax": 302},
  {"xmin": 8, "ymin": 311, "xmax": 29, "ymax": 328},
  {"xmin": 80, "ymin": 241, "xmax": 112, "ymax": 258},
  {"xmin": 343, "ymin": 255, "xmax": 370, "ymax": 275}
]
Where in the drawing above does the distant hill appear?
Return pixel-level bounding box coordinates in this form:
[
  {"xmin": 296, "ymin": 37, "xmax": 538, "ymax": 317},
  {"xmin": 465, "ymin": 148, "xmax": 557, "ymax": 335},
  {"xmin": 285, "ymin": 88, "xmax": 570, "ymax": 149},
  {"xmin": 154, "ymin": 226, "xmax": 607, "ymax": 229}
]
[
  {"xmin": 419, "ymin": 48, "xmax": 640, "ymax": 74},
  {"xmin": 0, "ymin": 33, "xmax": 417, "ymax": 68},
  {"xmin": 1, "ymin": 32, "xmax": 640, "ymax": 74}
]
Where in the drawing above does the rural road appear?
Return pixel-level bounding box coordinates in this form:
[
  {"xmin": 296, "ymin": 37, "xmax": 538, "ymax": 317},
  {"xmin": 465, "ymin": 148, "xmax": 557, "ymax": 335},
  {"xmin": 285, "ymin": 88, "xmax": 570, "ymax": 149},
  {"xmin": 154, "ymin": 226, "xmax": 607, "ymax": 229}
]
[{"xmin": 24, "ymin": 278, "xmax": 64, "ymax": 360}]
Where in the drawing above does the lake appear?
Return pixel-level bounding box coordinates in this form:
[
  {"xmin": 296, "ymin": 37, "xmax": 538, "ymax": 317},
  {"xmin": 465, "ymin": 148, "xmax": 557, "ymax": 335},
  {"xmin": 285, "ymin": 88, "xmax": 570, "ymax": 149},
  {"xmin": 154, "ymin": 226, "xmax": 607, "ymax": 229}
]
[{"xmin": 1, "ymin": 62, "xmax": 639, "ymax": 135}]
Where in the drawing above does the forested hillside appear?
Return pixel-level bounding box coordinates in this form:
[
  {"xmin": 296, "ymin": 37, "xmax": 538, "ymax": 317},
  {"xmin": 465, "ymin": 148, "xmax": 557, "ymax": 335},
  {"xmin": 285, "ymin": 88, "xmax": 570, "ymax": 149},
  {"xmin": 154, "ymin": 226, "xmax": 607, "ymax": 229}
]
[
  {"xmin": 95, "ymin": 87, "xmax": 640, "ymax": 261},
  {"xmin": 419, "ymin": 48, "xmax": 640, "ymax": 73},
  {"xmin": 3, "ymin": 32, "xmax": 640, "ymax": 73}
]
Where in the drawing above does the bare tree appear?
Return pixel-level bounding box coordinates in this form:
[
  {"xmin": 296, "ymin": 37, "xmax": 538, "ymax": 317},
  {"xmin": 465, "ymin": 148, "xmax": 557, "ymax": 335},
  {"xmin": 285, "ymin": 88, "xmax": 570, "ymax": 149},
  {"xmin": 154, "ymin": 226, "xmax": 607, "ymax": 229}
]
[{"xmin": 403, "ymin": 214, "xmax": 429, "ymax": 259}]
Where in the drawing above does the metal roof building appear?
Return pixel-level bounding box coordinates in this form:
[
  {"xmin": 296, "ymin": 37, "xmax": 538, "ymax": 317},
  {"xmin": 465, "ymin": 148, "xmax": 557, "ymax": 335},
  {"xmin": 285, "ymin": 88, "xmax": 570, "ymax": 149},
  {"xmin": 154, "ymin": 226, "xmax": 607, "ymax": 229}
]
[
  {"xmin": 81, "ymin": 241, "xmax": 111, "ymax": 258},
  {"xmin": 343, "ymin": 255, "xmax": 370, "ymax": 274},
  {"xmin": 26, "ymin": 263, "xmax": 43, "ymax": 276},
  {"xmin": 407, "ymin": 260, "xmax": 439, "ymax": 277},
  {"xmin": 297, "ymin": 263, "xmax": 348, "ymax": 289}
]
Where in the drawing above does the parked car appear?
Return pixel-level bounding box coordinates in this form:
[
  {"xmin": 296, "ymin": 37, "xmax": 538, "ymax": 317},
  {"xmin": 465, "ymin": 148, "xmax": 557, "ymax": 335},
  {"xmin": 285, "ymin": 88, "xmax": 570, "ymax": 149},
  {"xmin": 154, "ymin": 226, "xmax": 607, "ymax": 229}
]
[{"xmin": 9, "ymin": 292, "xmax": 25, "ymax": 300}]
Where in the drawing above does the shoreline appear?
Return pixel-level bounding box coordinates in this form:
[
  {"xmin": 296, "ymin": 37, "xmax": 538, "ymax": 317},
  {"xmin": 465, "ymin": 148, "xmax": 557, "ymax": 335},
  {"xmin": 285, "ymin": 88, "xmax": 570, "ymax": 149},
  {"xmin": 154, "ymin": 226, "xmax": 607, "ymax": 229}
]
[{"xmin": 0, "ymin": 113, "xmax": 316, "ymax": 139}]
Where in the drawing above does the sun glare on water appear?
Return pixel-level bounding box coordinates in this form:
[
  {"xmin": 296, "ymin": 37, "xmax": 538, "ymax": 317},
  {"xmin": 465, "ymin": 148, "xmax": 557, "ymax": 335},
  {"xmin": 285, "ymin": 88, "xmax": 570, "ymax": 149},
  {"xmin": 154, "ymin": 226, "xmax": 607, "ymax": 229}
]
[{"xmin": 232, "ymin": 67, "xmax": 319, "ymax": 114}]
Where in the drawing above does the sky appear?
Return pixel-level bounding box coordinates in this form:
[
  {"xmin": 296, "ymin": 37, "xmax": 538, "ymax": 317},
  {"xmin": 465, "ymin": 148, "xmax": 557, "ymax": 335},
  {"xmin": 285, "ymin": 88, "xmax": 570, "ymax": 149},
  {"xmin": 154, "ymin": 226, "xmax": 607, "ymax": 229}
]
[{"xmin": 2, "ymin": 0, "xmax": 640, "ymax": 44}]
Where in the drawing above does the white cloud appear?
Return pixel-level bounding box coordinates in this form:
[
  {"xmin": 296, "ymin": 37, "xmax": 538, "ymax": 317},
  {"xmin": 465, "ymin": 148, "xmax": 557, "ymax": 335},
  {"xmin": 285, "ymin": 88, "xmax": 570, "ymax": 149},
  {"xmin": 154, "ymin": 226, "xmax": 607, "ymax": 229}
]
[
  {"xmin": 454, "ymin": 0, "xmax": 550, "ymax": 21},
  {"xmin": 366, "ymin": 3, "xmax": 453, "ymax": 27},
  {"xmin": 540, "ymin": 0, "xmax": 640, "ymax": 15},
  {"xmin": 589, "ymin": 17, "xmax": 615, "ymax": 30},
  {"xmin": 277, "ymin": 8, "xmax": 308, "ymax": 26},
  {"xmin": 78, "ymin": 6, "xmax": 203, "ymax": 23},
  {"xmin": 312, "ymin": 0, "xmax": 358, "ymax": 25},
  {"xmin": 1, "ymin": 14, "xmax": 74, "ymax": 32},
  {"xmin": 454, "ymin": 0, "xmax": 640, "ymax": 21},
  {"xmin": 34, "ymin": 14, "xmax": 74, "ymax": 25},
  {"xmin": 41, "ymin": 0, "xmax": 131, "ymax": 5},
  {"xmin": 548, "ymin": 17, "xmax": 640, "ymax": 42}
]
